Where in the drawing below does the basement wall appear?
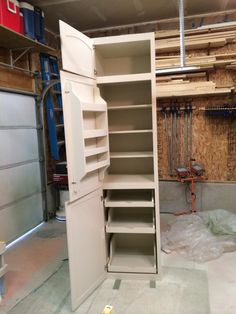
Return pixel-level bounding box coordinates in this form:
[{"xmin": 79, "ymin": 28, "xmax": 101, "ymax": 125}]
[{"xmin": 159, "ymin": 181, "xmax": 236, "ymax": 214}]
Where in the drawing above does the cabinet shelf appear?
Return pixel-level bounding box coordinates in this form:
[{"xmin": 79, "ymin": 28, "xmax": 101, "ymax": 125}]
[
  {"xmin": 0, "ymin": 25, "xmax": 54, "ymax": 52},
  {"xmin": 84, "ymin": 129, "xmax": 107, "ymax": 139},
  {"xmin": 86, "ymin": 159, "xmax": 109, "ymax": 173},
  {"xmin": 85, "ymin": 146, "xmax": 109, "ymax": 157},
  {"xmin": 81, "ymin": 103, "xmax": 107, "ymax": 112},
  {"xmin": 108, "ymin": 234, "xmax": 156, "ymax": 273},
  {"xmin": 97, "ymin": 73, "xmax": 152, "ymax": 85},
  {"xmin": 106, "ymin": 208, "xmax": 155, "ymax": 234},
  {"xmin": 109, "ymin": 129, "xmax": 152, "ymax": 135},
  {"xmin": 110, "ymin": 151, "xmax": 153, "ymax": 158},
  {"xmin": 108, "ymin": 104, "xmax": 152, "ymax": 111},
  {"xmin": 103, "ymin": 174, "xmax": 155, "ymax": 189},
  {"xmin": 105, "ymin": 190, "xmax": 154, "ymax": 207}
]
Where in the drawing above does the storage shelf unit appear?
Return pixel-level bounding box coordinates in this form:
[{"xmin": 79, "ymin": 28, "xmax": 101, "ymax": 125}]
[
  {"xmin": 0, "ymin": 25, "xmax": 54, "ymax": 52},
  {"xmin": 60, "ymin": 21, "xmax": 160, "ymax": 311}
]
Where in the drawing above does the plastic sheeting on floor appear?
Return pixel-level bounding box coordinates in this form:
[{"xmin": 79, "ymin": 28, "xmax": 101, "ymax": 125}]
[{"xmin": 161, "ymin": 209, "xmax": 236, "ymax": 262}]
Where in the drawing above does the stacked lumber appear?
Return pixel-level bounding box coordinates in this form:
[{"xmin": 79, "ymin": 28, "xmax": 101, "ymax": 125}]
[
  {"xmin": 155, "ymin": 30, "xmax": 236, "ymax": 53},
  {"xmin": 155, "ymin": 22, "xmax": 236, "ymax": 98},
  {"xmin": 155, "ymin": 22, "xmax": 236, "ymax": 39},
  {"xmin": 156, "ymin": 53, "xmax": 236, "ymax": 70},
  {"xmin": 155, "ymin": 23, "xmax": 236, "ymax": 53},
  {"xmin": 156, "ymin": 79, "xmax": 233, "ymax": 98}
]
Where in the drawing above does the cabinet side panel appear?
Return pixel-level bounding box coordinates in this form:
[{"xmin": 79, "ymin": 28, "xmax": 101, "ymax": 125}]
[{"xmin": 150, "ymin": 34, "xmax": 161, "ymax": 274}]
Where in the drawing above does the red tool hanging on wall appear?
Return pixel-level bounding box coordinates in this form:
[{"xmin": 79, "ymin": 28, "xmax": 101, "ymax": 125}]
[{"xmin": 176, "ymin": 161, "xmax": 205, "ymax": 215}]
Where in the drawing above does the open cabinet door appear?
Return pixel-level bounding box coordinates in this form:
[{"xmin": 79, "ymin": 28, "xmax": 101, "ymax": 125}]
[
  {"xmin": 66, "ymin": 188, "xmax": 106, "ymax": 311},
  {"xmin": 60, "ymin": 70, "xmax": 110, "ymax": 200},
  {"xmin": 60, "ymin": 20, "xmax": 95, "ymax": 78}
]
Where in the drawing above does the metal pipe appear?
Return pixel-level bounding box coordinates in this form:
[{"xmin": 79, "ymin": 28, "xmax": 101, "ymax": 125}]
[
  {"xmin": 170, "ymin": 108, "xmax": 173, "ymax": 175},
  {"xmin": 189, "ymin": 104, "xmax": 193, "ymax": 163},
  {"xmin": 164, "ymin": 110, "xmax": 171, "ymax": 175},
  {"xmin": 173, "ymin": 108, "xmax": 177, "ymax": 171},
  {"xmin": 179, "ymin": 0, "xmax": 186, "ymax": 68},
  {"xmin": 184, "ymin": 108, "xmax": 188, "ymax": 166}
]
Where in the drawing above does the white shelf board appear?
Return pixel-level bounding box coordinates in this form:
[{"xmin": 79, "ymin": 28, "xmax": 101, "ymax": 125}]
[
  {"xmin": 108, "ymin": 104, "xmax": 152, "ymax": 111},
  {"xmin": 85, "ymin": 146, "xmax": 109, "ymax": 157},
  {"xmin": 105, "ymin": 190, "xmax": 154, "ymax": 207},
  {"xmin": 81, "ymin": 103, "xmax": 107, "ymax": 112},
  {"xmin": 106, "ymin": 210, "xmax": 155, "ymax": 233},
  {"xmin": 84, "ymin": 129, "xmax": 107, "ymax": 139},
  {"xmin": 109, "ymin": 129, "xmax": 153, "ymax": 135},
  {"xmin": 110, "ymin": 151, "xmax": 153, "ymax": 158},
  {"xmin": 86, "ymin": 159, "xmax": 109, "ymax": 173},
  {"xmin": 103, "ymin": 174, "xmax": 155, "ymax": 189},
  {"xmin": 108, "ymin": 249, "xmax": 156, "ymax": 273},
  {"xmin": 106, "ymin": 223, "xmax": 155, "ymax": 234},
  {"xmin": 96, "ymin": 73, "xmax": 152, "ymax": 85}
]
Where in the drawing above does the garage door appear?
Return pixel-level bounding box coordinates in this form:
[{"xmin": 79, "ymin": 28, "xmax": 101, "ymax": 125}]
[{"xmin": 0, "ymin": 91, "xmax": 44, "ymax": 243}]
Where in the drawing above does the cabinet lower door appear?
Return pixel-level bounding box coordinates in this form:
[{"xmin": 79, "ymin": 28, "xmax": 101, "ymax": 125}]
[{"xmin": 66, "ymin": 188, "xmax": 106, "ymax": 311}]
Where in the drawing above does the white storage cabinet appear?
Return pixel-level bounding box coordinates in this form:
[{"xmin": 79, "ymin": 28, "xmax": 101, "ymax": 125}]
[{"xmin": 60, "ymin": 21, "xmax": 161, "ymax": 311}]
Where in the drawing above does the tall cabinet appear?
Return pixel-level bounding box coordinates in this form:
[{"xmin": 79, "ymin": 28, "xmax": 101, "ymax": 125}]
[{"xmin": 60, "ymin": 21, "xmax": 161, "ymax": 311}]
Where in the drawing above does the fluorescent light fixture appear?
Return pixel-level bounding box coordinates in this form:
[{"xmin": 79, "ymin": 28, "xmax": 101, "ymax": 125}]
[
  {"xmin": 156, "ymin": 66, "xmax": 199, "ymax": 75},
  {"xmin": 6, "ymin": 222, "xmax": 44, "ymax": 250}
]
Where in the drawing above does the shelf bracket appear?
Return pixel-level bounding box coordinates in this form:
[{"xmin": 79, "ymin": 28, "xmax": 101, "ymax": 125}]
[{"xmin": 10, "ymin": 47, "xmax": 32, "ymax": 66}]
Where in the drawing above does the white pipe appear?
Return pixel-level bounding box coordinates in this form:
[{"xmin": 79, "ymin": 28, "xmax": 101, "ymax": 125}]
[{"xmin": 179, "ymin": 0, "xmax": 185, "ymax": 68}]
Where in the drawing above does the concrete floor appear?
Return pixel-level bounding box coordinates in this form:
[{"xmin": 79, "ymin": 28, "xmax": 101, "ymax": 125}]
[{"xmin": 1, "ymin": 218, "xmax": 236, "ymax": 314}]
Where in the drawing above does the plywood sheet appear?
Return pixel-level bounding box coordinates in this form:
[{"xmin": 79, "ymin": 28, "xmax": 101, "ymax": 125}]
[{"xmin": 157, "ymin": 94, "xmax": 236, "ymax": 181}]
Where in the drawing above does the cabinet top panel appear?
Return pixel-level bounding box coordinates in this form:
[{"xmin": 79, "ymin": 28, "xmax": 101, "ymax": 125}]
[{"xmin": 94, "ymin": 32, "xmax": 155, "ymax": 45}]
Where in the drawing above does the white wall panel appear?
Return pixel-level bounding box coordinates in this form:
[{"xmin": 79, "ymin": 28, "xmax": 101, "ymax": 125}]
[
  {"xmin": 0, "ymin": 162, "xmax": 41, "ymax": 208},
  {"xmin": 0, "ymin": 194, "xmax": 43, "ymax": 243},
  {"xmin": 0, "ymin": 92, "xmax": 36, "ymax": 126},
  {"xmin": 0, "ymin": 91, "xmax": 43, "ymax": 243},
  {"xmin": 0, "ymin": 129, "xmax": 39, "ymax": 167}
]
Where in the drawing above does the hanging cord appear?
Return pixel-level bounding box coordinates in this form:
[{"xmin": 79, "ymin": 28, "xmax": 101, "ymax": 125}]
[{"xmin": 185, "ymin": 183, "xmax": 196, "ymax": 204}]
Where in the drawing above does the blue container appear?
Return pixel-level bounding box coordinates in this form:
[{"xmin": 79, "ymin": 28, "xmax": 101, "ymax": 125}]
[
  {"xmin": 34, "ymin": 6, "xmax": 45, "ymax": 44},
  {"xmin": 20, "ymin": 2, "xmax": 35, "ymax": 39}
]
